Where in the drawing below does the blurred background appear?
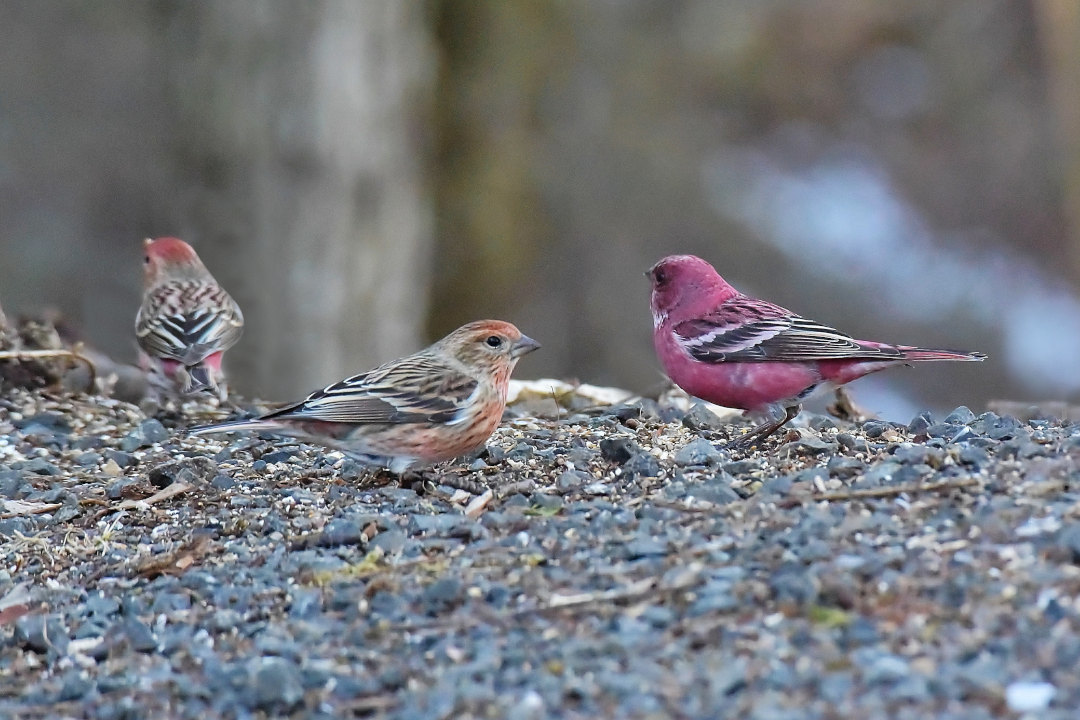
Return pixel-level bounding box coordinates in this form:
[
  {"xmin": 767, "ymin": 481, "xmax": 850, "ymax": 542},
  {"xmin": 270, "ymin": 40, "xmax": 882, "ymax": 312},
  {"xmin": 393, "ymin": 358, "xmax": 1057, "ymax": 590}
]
[{"xmin": 2, "ymin": 0, "xmax": 1080, "ymax": 421}]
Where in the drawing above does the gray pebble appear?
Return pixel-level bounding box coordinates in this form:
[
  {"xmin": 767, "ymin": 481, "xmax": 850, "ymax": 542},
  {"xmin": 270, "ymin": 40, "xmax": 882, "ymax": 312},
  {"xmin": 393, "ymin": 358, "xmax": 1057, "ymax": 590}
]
[
  {"xmin": 211, "ymin": 474, "xmax": 236, "ymax": 490},
  {"xmin": 423, "ymin": 577, "xmax": 464, "ymax": 611},
  {"xmin": 104, "ymin": 449, "xmax": 137, "ymax": 468},
  {"xmin": 863, "ymin": 654, "xmax": 910, "ymax": 684},
  {"xmin": 19, "ymin": 457, "xmax": 60, "ymax": 476},
  {"xmin": 252, "ymin": 657, "xmax": 305, "ymax": 711},
  {"xmin": 599, "ymin": 436, "xmax": 639, "ymax": 464},
  {"xmin": 113, "ymin": 618, "xmax": 158, "ymax": 653},
  {"xmin": 556, "ymin": 469, "xmax": 590, "ymax": 492},
  {"xmin": 682, "ymin": 403, "xmax": 726, "ymax": 432},
  {"xmin": 861, "ymin": 420, "xmax": 891, "ymax": 438},
  {"xmin": 370, "ymin": 529, "xmax": 407, "ymax": 556},
  {"xmin": 827, "ymin": 456, "xmax": 864, "ymax": 479},
  {"xmin": 148, "ymin": 456, "xmax": 219, "ymax": 488},
  {"xmin": 859, "ymin": 461, "xmax": 903, "ymax": 486},
  {"xmin": 623, "ymin": 538, "xmax": 668, "ymax": 559},
  {"xmin": 673, "ymin": 438, "xmax": 725, "ymax": 467},
  {"xmin": 139, "ymin": 418, "xmax": 170, "ymax": 444},
  {"xmin": 1057, "ymin": 523, "xmax": 1080, "ymax": 562},
  {"xmin": 15, "ymin": 614, "xmax": 69, "ymax": 654},
  {"xmin": 624, "ymin": 451, "xmax": 660, "ymax": 478},
  {"xmin": 945, "ymin": 406, "xmax": 976, "ymax": 424},
  {"xmin": 57, "ymin": 672, "xmax": 94, "ymax": 702},
  {"xmin": 74, "ymin": 451, "xmax": 102, "ymax": 467},
  {"xmin": 908, "ymin": 412, "xmax": 935, "ymax": 435}
]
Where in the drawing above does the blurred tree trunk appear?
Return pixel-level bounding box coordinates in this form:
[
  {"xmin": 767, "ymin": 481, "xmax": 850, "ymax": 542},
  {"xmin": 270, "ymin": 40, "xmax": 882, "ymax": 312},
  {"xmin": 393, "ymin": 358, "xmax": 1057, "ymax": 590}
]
[
  {"xmin": 1035, "ymin": 0, "xmax": 1080, "ymax": 289},
  {"xmin": 162, "ymin": 1, "xmax": 435, "ymax": 398}
]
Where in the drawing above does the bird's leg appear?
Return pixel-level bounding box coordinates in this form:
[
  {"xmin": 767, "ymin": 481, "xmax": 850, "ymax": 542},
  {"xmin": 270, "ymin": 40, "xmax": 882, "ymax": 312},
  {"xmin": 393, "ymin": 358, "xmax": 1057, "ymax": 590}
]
[{"xmin": 730, "ymin": 405, "xmax": 800, "ymax": 449}]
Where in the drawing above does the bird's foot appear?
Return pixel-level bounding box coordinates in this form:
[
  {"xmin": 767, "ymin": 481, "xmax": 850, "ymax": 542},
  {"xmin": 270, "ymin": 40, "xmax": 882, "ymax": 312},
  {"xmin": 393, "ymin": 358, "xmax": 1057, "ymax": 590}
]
[{"xmin": 726, "ymin": 406, "xmax": 801, "ymax": 452}]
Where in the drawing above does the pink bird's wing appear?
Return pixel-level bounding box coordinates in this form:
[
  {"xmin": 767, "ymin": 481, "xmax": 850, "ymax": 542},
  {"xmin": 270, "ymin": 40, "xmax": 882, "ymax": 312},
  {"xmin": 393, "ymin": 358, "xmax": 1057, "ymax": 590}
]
[
  {"xmin": 264, "ymin": 353, "xmax": 479, "ymax": 425},
  {"xmin": 136, "ymin": 281, "xmax": 244, "ymax": 364},
  {"xmin": 673, "ymin": 296, "xmax": 904, "ymax": 363}
]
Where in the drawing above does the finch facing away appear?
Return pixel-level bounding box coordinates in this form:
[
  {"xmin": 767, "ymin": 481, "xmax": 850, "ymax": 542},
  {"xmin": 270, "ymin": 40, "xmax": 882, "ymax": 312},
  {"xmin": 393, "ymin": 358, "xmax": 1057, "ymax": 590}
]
[
  {"xmin": 189, "ymin": 320, "xmax": 540, "ymax": 473},
  {"xmin": 647, "ymin": 254, "xmax": 986, "ymax": 447},
  {"xmin": 136, "ymin": 237, "xmax": 244, "ymax": 400}
]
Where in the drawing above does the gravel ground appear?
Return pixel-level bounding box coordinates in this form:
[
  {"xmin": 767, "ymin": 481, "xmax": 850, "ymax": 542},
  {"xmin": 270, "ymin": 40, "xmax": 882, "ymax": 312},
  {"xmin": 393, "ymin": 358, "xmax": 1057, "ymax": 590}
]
[{"xmin": 1, "ymin": 379, "xmax": 1079, "ymax": 719}]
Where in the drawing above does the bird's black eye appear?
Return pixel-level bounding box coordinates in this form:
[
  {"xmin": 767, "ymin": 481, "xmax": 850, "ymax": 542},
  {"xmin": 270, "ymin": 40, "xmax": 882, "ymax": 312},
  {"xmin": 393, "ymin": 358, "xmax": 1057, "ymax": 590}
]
[
  {"xmin": 653, "ymin": 268, "xmax": 667, "ymax": 285},
  {"xmin": 485, "ymin": 335, "xmax": 503, "ymax": 348},
  {"xmin": 144, "ymin": 255, "xmax": 150, "ymax": 265}
]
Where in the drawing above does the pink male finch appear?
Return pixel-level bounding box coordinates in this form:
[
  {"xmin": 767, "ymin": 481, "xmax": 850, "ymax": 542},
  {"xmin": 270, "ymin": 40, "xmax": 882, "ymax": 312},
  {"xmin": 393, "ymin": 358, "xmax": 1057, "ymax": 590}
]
[
  {"xmin": 647, "ymin": 254, "xmax": 986, "ymax": 446},
  {"xmin": 136, "ymin": 237, "xmax": 244, "ymax": 400},
  {"xmin": 189, "ymin": 320, "xmax": 540, "ymax": 473}
]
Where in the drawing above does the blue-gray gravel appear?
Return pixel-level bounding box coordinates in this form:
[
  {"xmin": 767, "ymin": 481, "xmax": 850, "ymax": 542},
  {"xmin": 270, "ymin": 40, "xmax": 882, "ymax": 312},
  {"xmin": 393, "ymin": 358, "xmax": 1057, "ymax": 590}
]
[{"xmin": 0, "ymin": 386, "xmax": 1078, "ymax": 719}]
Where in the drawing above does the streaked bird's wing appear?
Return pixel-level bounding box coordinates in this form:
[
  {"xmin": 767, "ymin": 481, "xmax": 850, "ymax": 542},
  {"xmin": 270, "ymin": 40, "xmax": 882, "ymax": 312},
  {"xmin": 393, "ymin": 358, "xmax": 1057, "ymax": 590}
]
[
  {"xmin": 265, "ymin": 353, "xmax": 479, "ymax": 425},
  {"xmin": 136, "ymin": 281, "xmax": 244, "ymax": 364},
  {"xmin": 674, "ymin": 296, "xmax": 903, "ymax": 363}
]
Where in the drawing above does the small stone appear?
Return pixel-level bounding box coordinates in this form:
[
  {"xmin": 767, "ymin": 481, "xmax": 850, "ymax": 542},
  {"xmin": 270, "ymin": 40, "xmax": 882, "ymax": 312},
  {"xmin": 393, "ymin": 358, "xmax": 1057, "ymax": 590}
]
[
  {"xmin": 253, "ymin": 657, "xmax": 305, "ymax": 711},
  {"xmin": 623, "ymin": 537, "xmax": 668, "ymax": 559},
  {"xmin": 860, "ymin": 462, "xmax": 903, "ymax": 486},
  {"xmin": 827, "ymin": 456, "xmax": 864, "ymax": 479},
  {"xmin": 1005, "ymin": 681, "xmax": 1056, "ymax": 713},
  {"xmin": 555, "ymin": 470, "xmax": 590, "ymax": 492},
  {"xmin": 19, "ymin": 458, "xmax": 60, "ymax": 476},
  {"xmin": 507, "ymin": 689, "xmax": 545, "ymax": 720},
  {"xmin": 370, "ymin": 529, "xmax": 406, "ymax": 556},
  {"xmin": 957, "ymin": 446, "xmax": 989, "ymax": 468},
  {"xmin": 944, "ymin": 406, "xmax": 976, "ymax": 424},
  {"xmin": 101, "ymin": 459, "xmax": 124, "ymax": 477},
  {"xmin": 778, "ymin": 435, "xmax": 835, "ymax": 456},
  {"xmin": 423, "ymin": 578, "xmax": 464, "ymax": 612},
  {"xmin": 262, "ymin": 449, "xmax": 295, "ymax": 464},
  {"xmin": 908, "ymin": 412, "xmax": 934, "ymax": 435},
  {"xmin": 769, "ymin": 565, "xmax": 818, "ymax": 605},
  {"xmin": 106, "ymin": 477, "xmax": 139, "ymax": 500},
  {"xmin": 722, "ymin": 460, "xmax": 757, "ymax": 476},
  {"xmin": 864, "ymin": 654, "xmax": 910, "ymax": 684},
  {"xmin": 148, "ymin": 456, "xmax": 219, "ymax": 488},
  {"xmin": 861, "ymin": 420, "xmax": 891, "ymax": 439},
  {"xmin": 673, "ymin": 438, "xmax": 725, "ymax": 467},
  {"xmin": 0, "ymin": 470, "xmax": 21, "ymax": 498},
  {"xmin": 507, "ymin": 442, "xmax": 534, "ymax": 460},
  {"xmin": 835, "ymin": 433, "xmax": 859, "ymax": 450},
  {"xmin": 57, "ymin": 671, "xmax": 94, "ymax": 702},
  {"xmin": 532, "ymin": 493, "xmax": 563, "ymax": 511},
  {"xmin": 211, "ymin": 474, "xmax": 236, "ymax": 490},
  {"xmin": 15, "ymin": 614, "xmax": 69, "ymax": 654},
  {"xmin": 139, "ymin": 418, "xmax": 170, "ymax": 445},
  {"xmin": 115, "ymin": 618, "xmax": 157, "ymax": 653},
  {"xmin": 682, "ymin": 403, "xmax": 726, "ymax": 432},
  {"xmin": 624, "ymin": 451, "xmax": 660, "ymax": 478},
  {"xmin": 760, "ymin": 474, "xmax": 796, "ymax": 496},
  {"xmin": 687, "ymin": 481, "xmax": 740, "ymax": 505},
  {"xmin": 104, "ymin": 450, "xmax": 137, "ymax": 468},
  {"xmin": 468, "ymin": 458, "xmax": 489, "ymax": 471},
  {"xmin": 1057, "ymin": 523, "xmax": 1080, "ymax": 562},
  {"xmin": 599, "ymin": 436, "xmax": 639, "ymax": 464},
  {"xmin": 74, "ymin": 451, "xmax": 102, "ymax": 467}
]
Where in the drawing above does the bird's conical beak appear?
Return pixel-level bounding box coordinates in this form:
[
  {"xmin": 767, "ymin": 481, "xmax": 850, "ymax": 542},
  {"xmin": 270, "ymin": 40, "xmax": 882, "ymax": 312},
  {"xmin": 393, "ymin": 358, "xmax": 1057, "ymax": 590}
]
[{"xmin": 511, "ymin": 335, "xmax": 541, "ymax": 358}]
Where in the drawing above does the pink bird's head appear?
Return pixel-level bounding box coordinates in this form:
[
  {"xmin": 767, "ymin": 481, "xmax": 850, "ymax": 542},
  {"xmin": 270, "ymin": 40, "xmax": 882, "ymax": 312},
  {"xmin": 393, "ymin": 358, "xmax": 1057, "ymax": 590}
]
[
  {"xmin": 142, "ymin": 237, "xmax": 209, "ymax": 287},
  {"xmin": 646, "ymin": 254, "xmax": 736, "ymax": 324}
]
